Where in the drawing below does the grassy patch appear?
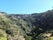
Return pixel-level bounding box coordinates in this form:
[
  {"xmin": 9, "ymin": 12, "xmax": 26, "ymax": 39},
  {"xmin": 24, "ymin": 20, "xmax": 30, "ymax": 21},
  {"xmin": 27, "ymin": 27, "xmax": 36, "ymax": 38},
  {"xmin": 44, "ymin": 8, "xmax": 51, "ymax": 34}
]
[{"xmin": 0, "ymin": 29, "xmax": 7, "ymax": 40}]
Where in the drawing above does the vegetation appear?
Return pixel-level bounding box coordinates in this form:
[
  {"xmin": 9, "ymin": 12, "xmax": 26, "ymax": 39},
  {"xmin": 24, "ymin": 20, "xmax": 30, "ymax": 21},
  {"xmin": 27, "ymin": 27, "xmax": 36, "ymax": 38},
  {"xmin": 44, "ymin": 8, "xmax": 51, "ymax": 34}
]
[
  {"xmin": 0, "ymin": 10, "xmax": 53, "ymax": 40},
  {"xmin": 0, "ymin": 29, "xmax": 7, "ymax": 40}
]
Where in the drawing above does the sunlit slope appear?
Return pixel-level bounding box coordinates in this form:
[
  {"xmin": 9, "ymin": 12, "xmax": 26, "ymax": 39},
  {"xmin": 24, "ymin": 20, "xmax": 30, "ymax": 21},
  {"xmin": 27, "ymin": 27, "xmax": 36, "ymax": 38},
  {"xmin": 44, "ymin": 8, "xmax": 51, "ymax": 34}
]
[
  {"xmin": 0, "ymin": 10, "xmax": 53, "ymax": 40},
  {"xmin": 0, "ymin": 29, "xmax": 7, "ymax": 40},
  {"xmin": 0, "ymin": 13, "xmax": 26, "ymax": 40}
]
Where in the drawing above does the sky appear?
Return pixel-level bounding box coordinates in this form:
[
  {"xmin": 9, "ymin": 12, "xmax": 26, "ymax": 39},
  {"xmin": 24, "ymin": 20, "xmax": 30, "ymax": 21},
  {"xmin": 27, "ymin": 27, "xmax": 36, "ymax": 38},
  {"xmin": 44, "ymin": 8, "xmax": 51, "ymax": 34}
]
[{"xmin": 0, "ymin": 0, "xmax": 53, "ymax": 14}]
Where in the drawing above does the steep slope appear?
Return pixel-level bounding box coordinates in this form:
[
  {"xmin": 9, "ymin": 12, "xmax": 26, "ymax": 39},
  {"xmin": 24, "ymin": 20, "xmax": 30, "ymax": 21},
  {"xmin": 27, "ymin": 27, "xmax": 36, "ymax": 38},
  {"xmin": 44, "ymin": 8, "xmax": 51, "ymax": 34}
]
[
  {"xmin": 9, "ymin": 10, "xmax": 53, "ymax": 40},
  {"xmin": 0, "ymin": 13, "xmax": 25, "ymax": 40},
  {"xmin": 0, "ymin": 10, "xmax": 53, "ymax": 40}
]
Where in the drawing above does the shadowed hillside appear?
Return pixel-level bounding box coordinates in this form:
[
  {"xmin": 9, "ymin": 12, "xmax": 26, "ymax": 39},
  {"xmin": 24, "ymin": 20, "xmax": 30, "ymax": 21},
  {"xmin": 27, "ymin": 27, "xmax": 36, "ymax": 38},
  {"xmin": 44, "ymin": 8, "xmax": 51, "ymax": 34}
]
[{"xmin": 0, "ymin": 10, "xmax": 53, "ymax": 40}]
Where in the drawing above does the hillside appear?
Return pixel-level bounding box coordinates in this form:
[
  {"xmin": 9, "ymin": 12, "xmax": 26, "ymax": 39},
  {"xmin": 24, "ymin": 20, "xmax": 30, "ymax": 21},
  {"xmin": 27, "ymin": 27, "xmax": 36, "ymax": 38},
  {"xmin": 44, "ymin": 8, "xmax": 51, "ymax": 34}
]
[{"xmin": 0, "ymin": 10, "xmax": 53, "ymax": 40}]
